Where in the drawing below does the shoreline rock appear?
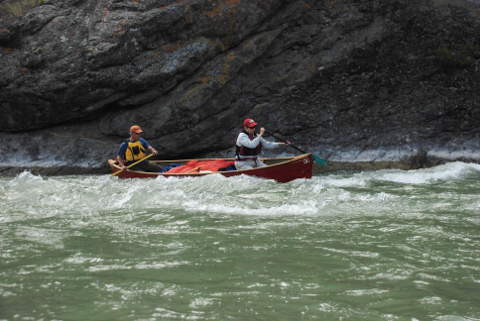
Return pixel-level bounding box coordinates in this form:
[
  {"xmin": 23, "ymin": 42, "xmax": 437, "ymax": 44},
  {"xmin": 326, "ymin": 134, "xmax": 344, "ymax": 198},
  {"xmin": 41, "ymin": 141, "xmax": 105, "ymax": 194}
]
[{"xmin": 1, "ymin": 0, "xmax": 479, "ymax": 167}]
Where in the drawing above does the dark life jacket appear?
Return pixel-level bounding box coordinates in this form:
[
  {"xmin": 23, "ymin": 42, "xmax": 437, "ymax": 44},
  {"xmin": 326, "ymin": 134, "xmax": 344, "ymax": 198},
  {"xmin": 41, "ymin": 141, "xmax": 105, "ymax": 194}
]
[{"xmin": 235, "ymin": 130, "xmax": 262, "ymax": 160}]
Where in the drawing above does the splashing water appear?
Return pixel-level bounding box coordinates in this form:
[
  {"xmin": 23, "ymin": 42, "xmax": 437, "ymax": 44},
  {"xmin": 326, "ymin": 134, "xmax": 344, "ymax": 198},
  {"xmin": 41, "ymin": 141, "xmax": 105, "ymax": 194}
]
[{"xmin": 1, "ymin": 163, "xmax": 480, "ymax": 320}]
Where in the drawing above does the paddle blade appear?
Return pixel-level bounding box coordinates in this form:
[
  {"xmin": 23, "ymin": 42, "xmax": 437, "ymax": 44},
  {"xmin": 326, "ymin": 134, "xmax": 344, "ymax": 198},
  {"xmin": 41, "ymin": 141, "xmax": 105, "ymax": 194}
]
[{"xmin": 313, "ymin": 154, "xmax": 327, "ymax": 166}]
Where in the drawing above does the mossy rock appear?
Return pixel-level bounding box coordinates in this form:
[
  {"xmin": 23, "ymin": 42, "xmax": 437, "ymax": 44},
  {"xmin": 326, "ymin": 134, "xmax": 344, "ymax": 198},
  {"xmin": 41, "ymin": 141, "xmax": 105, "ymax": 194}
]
[
  {"xmin": 0, "ymin": 0, "xmax": 44, "ymax": 17},
  {"xmin": 435, "ymin": 43, "xmax": 480, "ymax": 69}
]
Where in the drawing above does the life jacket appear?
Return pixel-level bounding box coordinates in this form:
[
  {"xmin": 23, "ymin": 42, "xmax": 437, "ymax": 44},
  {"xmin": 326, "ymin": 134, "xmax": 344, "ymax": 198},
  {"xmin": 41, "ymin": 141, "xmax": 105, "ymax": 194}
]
[
  {"xmin": 124, "ymin": 139, "xmax": 148, "ymax": 164},
  {"xmin": 235, "ymin": 130, "xmax": 262, "ymax": 160}
]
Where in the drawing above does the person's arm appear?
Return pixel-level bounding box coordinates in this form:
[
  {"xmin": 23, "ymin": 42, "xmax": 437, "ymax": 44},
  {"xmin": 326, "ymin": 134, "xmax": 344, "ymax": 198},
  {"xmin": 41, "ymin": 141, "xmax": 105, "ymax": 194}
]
[
  {"xmin": 148, "ymin": 146, "xmax": 158, "ymax": 155},
  {"xmin": 258, "ymin": 127, "xmax": 290, "ymax": 149},
  {"xmin": 259, "ymin": 137, "xmax": 283, "ymax": 149},
  {"xmin": 117, "ymin": 142, "xmax": 128, "ymax": 169},
  {"xmin": 116, "ymin": 155, "xmax": 126, "ymax": 169},
  {"xmin": 141, "ymin": 138, "xmax": 158, "ymax": 155},
  {"xmin": 236, "ymin": 132, "xmax": 262, "ymax": 148}
]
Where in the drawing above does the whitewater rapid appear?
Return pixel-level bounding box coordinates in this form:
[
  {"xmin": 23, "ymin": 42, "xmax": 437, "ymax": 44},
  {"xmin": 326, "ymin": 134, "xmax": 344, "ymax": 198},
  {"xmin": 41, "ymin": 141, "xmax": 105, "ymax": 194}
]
[
  {"xmin": 2, "ymin": 161, "xmax": 480, "ymax": 222},
  {"xmin": 1, "ymin": 161, "xmax": 480, "ymax": 321}
]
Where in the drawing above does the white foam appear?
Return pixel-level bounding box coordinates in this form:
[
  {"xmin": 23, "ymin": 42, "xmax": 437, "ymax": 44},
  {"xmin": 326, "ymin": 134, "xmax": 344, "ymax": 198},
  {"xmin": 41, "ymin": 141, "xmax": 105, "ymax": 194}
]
[
  {"xmin": 375, "ymin": 162, "xmax": 480, "ymax": 184},
  {"xmin": 314, "ymin": 161, "xmax": 480, "ymax": 186},
  {"xmin": 2, "ymin": 162, "xmax": 480, "ymax": 222}
]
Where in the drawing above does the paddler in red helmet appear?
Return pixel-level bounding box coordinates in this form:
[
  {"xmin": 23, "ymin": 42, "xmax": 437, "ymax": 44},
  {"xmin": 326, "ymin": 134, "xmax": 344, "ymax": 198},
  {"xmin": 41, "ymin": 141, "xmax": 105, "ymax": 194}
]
[{"xmin": 234, "ymin": 118, "xmax": 290, "ymax": 170}]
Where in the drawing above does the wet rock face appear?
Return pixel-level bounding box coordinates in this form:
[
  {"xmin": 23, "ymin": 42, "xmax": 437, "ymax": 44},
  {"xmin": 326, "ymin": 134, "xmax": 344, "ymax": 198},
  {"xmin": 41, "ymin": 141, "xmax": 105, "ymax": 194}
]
[
  {"xmin": 0, "ymin": 0, "xmax": 479, "ymax": 167},
  {"xmin": 0, "ymin": 0, "xmax": 284, "ymax": 132}
]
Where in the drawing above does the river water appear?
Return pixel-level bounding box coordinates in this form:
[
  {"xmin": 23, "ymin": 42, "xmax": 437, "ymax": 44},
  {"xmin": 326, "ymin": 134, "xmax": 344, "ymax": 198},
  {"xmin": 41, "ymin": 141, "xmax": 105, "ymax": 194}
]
[{"xmin": 1, "ymin": 162, "xmax": 479, "ymax": 321}]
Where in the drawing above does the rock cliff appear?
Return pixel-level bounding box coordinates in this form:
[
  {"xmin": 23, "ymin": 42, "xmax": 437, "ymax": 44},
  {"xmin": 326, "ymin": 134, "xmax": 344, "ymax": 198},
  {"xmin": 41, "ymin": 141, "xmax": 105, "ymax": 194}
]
[{"xmin": 1, "ymin": 0, "xmax": 479, "ymax": 173}]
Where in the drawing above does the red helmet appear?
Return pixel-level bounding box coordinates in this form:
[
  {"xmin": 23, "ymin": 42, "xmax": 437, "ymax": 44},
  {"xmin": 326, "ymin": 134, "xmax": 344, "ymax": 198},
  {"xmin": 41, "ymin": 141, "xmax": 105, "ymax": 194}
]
[{"xmin": 243, "ymin": 118, "xmax": 257, "ymax": 128}]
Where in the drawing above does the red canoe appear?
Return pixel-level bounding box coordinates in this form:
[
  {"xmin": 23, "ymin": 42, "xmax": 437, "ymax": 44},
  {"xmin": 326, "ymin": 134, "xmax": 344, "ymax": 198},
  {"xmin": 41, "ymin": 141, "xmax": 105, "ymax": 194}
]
[{"xmin": 108, "ymin": 153, "xmax": 313, "ymax": 183}]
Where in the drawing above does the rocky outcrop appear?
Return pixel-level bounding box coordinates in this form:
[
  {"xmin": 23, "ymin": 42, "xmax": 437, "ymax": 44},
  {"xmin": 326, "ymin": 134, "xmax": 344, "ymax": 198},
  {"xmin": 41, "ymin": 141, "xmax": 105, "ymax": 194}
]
[{"xmin": 1, "ymin": 0, "xmax": 479, "ymax": 172}]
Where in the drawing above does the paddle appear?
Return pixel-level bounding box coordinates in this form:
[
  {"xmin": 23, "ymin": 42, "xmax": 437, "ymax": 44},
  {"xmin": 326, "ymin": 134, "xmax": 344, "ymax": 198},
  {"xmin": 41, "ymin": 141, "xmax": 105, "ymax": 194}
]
[
  {"xmin": 267, "ymin": 131, "xmax": 328, "ymax": 166},
  {"xmin": 111, "ymin": 153, "xmax": 155, "ymax": 176}
]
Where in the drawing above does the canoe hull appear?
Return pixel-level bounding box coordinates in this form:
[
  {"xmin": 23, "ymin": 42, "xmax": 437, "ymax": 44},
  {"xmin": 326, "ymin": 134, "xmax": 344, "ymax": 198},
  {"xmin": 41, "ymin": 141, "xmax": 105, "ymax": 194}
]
[{"xmin": 109, "ymin": 154, "xmax": 313, "ymax": 183}]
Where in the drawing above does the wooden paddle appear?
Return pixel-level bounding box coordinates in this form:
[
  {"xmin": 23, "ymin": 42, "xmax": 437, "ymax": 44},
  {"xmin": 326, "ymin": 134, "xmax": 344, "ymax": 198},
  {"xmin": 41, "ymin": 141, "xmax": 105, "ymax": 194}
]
[
  {"xmin": 267, "ymin": 131, "xmax": 328, "ymax": 166},
  {"xmin": 111, "ymin": 153, "xmax": 155, "ymax": 176}
]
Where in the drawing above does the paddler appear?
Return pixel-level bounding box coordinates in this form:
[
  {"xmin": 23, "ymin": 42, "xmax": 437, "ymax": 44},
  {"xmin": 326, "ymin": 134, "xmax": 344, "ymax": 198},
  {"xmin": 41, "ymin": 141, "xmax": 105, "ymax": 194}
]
[
  {"xmin": 116, "ymin": 125, "xmax": 163, "ymax": 172},
  {"xmin": 235, "ymin": 118, "xmax": 290, "ymax": 170}
]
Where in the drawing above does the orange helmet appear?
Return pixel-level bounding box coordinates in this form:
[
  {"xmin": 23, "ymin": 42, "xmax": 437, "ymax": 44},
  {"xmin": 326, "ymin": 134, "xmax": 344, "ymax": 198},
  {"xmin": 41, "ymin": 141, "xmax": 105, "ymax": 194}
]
[{"xmin": 129, "ymin": 125, "xmax": 144, "ymax": 134}]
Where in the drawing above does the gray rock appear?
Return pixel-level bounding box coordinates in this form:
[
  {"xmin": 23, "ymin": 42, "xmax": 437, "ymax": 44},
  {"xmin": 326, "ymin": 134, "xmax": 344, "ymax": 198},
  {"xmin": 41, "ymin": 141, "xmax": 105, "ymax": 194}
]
[{"xmin": 1, "ymin": 0, "xmax": 480, "ymax": 173}]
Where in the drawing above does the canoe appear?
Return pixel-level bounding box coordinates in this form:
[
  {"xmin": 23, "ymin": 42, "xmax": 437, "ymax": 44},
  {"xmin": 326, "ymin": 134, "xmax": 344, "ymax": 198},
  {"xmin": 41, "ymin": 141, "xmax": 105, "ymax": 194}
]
[{"xmin": 108, "ymin": 153, "xmax": 313, "ymax": 183}]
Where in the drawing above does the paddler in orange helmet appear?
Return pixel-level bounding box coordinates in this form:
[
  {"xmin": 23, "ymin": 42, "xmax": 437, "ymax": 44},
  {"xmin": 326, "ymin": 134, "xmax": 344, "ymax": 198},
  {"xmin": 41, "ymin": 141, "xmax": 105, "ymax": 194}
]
[{"xmin": 116, "ymin": 125, "xmax": 163, "ymax": 172}]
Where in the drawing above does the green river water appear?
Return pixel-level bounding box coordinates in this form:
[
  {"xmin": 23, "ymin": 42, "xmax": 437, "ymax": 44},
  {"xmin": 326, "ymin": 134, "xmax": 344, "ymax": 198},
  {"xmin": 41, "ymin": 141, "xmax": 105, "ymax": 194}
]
[{"xmin": 1, "ymin": 162, "xmax": 479, "ymax": 321}]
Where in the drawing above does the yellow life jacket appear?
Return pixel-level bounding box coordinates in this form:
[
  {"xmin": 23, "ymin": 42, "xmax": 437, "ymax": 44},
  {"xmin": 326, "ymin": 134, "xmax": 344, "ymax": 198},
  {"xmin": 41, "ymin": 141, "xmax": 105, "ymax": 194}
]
[{"xmin": 125, "ymin": 140, "xmax": 148, "ymax": 163}]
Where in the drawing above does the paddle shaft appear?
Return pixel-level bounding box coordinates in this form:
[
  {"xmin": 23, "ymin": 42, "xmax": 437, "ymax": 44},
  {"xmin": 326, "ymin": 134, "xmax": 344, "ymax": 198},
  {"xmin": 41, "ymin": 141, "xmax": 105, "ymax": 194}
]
[
  {"xmin": 266, "ymin": 131, "xmax": 307, "ymax": 153},
  {"xmin": 112, "ymin": 153, "xmax": 155, "ymax": 176},
  {"xmin": 266, "ymin": 131, "xmax": 327, "ymax": 166}
]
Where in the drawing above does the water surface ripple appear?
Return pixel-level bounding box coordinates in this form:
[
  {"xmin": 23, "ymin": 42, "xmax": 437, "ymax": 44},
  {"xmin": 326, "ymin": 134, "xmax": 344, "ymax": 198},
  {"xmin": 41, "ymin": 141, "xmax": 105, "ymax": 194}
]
[{"xmin": 1, "ymin": 162, "xmax": 480, "ymax": 320}]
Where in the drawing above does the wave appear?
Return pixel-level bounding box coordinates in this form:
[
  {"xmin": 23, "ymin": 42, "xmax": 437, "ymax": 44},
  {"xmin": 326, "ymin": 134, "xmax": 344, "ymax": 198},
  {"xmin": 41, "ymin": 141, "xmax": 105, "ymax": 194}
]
[
  {"xmin": 1, "ymin": 161, "xmax": 480, "ymax": 222},
  {"xmin": 319, "ymin": 161, "xmax": 480, "ymax": 186},
  {"xmin": 370, "ymin": 161, "xmax": 480, "ymax": 185}
]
